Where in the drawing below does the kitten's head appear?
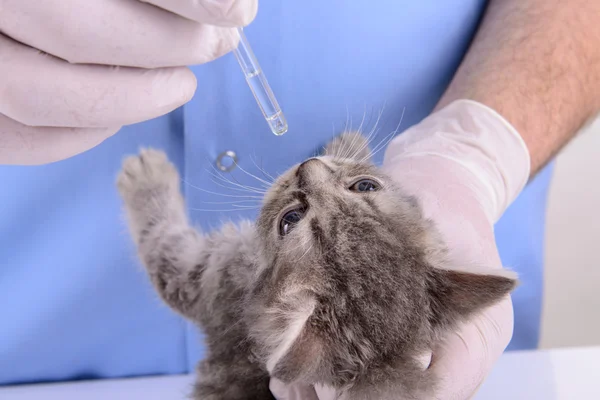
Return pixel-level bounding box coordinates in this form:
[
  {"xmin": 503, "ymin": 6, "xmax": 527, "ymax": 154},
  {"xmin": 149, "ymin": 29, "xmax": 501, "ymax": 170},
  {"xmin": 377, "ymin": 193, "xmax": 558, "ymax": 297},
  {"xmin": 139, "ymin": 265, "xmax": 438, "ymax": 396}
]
[{"xmin": 248, "ymin": 132, "xmax": 516, "ymax": 390}]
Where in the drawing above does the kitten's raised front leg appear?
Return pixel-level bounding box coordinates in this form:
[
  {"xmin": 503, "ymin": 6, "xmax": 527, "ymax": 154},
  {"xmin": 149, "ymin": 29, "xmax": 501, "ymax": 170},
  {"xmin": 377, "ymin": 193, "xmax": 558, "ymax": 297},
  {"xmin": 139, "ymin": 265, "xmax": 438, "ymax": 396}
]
[
  {"xmin": 116, "ymin": 149, "xmax": 205, "ymax": 319},
  {"xmin": 117, "ymin": 149, "xmax": 271, "ymax": 400}
]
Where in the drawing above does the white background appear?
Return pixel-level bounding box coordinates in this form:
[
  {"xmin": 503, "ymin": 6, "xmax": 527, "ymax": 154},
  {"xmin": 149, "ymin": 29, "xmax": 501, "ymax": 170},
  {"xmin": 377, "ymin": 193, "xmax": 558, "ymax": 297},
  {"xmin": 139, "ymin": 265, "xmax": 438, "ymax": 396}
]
[{"xmin": 540, "ymin": 115, "xmax": 600, "ymax": 349}]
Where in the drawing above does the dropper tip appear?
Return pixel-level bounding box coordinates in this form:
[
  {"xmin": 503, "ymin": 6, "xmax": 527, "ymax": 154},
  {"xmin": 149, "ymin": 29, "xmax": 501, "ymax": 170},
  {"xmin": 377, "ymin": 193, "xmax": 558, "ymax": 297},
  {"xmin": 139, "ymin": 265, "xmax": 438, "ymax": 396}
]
[{"xmin": 267, "ymin": 112, "xmax": 288, "ymax": 136}]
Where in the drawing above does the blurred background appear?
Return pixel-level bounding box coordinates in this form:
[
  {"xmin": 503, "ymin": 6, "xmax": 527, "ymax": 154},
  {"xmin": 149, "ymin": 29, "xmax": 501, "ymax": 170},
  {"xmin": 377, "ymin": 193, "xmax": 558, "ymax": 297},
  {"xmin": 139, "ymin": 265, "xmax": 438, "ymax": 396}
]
[{"xmin": 540, "ymin": 115, "xmax": 600, "ymax": 349}]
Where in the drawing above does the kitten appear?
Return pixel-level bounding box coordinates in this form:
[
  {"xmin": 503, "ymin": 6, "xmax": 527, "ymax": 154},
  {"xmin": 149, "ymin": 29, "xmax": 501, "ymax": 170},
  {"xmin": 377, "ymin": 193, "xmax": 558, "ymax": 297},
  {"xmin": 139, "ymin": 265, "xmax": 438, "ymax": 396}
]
[{"xmin": 116, "ymin": 132, "xmax": 517, "ymax": 400}]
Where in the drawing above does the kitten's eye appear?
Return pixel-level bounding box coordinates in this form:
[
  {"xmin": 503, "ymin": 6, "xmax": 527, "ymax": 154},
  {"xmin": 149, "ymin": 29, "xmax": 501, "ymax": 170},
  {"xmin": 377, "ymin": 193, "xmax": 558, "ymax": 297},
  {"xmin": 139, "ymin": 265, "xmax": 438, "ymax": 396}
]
[
  {"xmin": 279, "ymin": 209, "xmax": 304, "ymax": 236},
  {"xmin": 350, "ymin": 179, "xmax": 380, "ymax": 192}
]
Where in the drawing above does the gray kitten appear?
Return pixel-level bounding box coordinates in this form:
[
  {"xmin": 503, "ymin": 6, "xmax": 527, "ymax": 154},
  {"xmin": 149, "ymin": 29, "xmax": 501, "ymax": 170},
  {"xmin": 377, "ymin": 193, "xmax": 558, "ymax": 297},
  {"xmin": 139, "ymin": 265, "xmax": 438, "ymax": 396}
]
[{"xmin": 116, "ymin": 132, "xmax": 517, "ymax": 400}]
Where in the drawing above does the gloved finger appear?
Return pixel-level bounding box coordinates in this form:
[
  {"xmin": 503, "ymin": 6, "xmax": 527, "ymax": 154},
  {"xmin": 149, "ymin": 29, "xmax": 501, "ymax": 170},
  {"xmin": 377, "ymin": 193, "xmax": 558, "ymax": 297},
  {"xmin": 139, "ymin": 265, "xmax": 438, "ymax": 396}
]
[
  {"xmin": 141, "ymin": 0, "xmax": 258, "ymax": 27},
  {"xmin": 381, "ymin": 156, "xmax": 505, "ymax": 273},
  {"xmin": 269, "ymin": 379, "xmax": 321, "ymax": 400},
  {"xmin": 0, "ymin": 0, "xmax": 239, "ymax": 69},
  {"xmin": 0, "ymin": 34, "xmax": 196, "ymax": 128},
  {"xmin": 0, "ymin": 113, "xmax": 120, "ymax": 165},
  {"xmin": 315, "ymin": 384, "xmax": 343, "ymax": 400},
  {"xmin": 429, "ymin": 298, "xmax": 515, "ymax": 399},
  {"xmin": 383, "ymin": 100, "xmax": 530, "ymax": 224}
]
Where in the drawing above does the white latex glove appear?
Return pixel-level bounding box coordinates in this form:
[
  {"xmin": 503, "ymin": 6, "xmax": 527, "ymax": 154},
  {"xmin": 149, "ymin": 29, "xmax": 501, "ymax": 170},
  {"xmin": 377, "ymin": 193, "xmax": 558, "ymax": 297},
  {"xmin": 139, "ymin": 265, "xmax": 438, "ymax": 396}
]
[
  {"xmin": 0, "ymin": 0, "xmax": 257, "ymax": 165},
  {"xmin": 270, "ymin": 99, "xmax": 531, "ymax": 400}
]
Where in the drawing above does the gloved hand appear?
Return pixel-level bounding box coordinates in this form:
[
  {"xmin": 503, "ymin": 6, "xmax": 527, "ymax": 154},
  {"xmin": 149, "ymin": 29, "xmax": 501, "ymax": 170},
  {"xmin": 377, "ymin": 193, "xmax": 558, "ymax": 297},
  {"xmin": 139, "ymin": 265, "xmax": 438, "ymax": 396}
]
[
  {"xmin": 270, "ymin": 99, "xmax": 531, "ymax": 400},
  {"xmin": 0, "ymin": 0, "xmax": 257, "ymax": 165}
]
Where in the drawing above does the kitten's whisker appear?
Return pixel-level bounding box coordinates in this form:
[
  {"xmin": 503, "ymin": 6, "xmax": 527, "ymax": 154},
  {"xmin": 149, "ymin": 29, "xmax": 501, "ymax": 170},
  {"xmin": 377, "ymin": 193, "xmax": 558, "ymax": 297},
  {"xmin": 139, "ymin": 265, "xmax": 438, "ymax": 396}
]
[
  {"xmin": 200, "ymin": 200, "xmax": 262, "ymax": 205},
  {"xmin": 235, "ymin": 166, "xmax": 271, "ymax": 190},
  {"xmin": 250, "ymin": 154, "xmax": 276, "ymax": 182},
  {"xmin": 322, "ymin": 238, "xmax": 348, "ymax": 259},
  {"xmin": 370, "ymin": 106, "xmax": 386, "ymax": 134},
  {"xmin": 346, "ymin": 124, "xmax": 363, "ymax": 159},
  {"xmin": 351, "ymin": 109, "xmax": 384, "ymax": 161},
  {"xmin": 297, "ymin": 243, "xmax": 314, "ymax": 262},
  {"xmin": 323, "ymin": 123, "xmax": 338, "ymax": 157},
  {"xmin": 362, "ymin": 106, "xmax": 406, "ymax": 163},
  {"xmin": 343, "ymin": 104, "xmax": 351, "ymax": 134},
  {"xmin": 345, "ymin": 115, "xmax": 357, "ymax": 159},
  {"xmin": 280, "ymin": 234, "xmax": 311, "ymax": 259},
  {"xmin": 339, "ymin": 104, "xmax": 356, "ymax": 159},
  {"xmin": 356, "ymin": 103, "xmax": 368, "ymax": 135},
  {"xmin": 365, "ymin": 109, "xmax": 384, "ymax": 144},
  {"xmin": 231, "ymin": 203, "xmax": 260, "ymax": 209},
  {"xmin": 360, "ymin": 131, "xmax": 392, "ymax": 164},
  {"xmin": 353, "ymin": 131, "xmax": 377, "ymax": 162},
  {"xmin": 311, "ymin": 242, "xmax": 338, "ymax": 261},
  {"xmin": 190, "ymin": 206, "xmax": 260, "ymax": 212},
  {"xmin": 361, "ymin": 104, "xmax": 377, "ymax": 139},
  {"xmin": 361, "ymin": 128, "xmax": 403, "ymax": 165},
  {"xmin": 181, "ymin": 179, "xmax": 263, "ymax": 199},
  {"xmin": 206, "ymin": 167, "xmax": 267, "ymax": 195},
  {"xmin": 341, "ymin": 104, "xmax": 368, "ymax": 159},
  {"xmin": 208, "ymin": 164, "xmax": 267, "ymax": 193},
  {"xmin": 228, "ymin": 156, "xmax": 272, "ymax": 188},
  {"xmin": 345, "ymin": 105, "xmax": 369, "ymax": 159},
  {"xmin": 208, "ymin": 161, "xmax": 266, "ymax": 190},
  {"xmin": 341, "ymin": 129, "xmax": 356, "ymax": 160},
  {"xmin": 207, "ymin": 174, "xmax": 266, "ymax": 195}
]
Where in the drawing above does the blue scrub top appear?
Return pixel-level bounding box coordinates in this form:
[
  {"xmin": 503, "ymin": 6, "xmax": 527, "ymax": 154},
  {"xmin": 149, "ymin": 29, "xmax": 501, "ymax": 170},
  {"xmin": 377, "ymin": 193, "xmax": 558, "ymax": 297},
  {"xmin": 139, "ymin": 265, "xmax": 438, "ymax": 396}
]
[{"xmin": 0, "ymin": 0, "xmax": 553, "ymax": 385}]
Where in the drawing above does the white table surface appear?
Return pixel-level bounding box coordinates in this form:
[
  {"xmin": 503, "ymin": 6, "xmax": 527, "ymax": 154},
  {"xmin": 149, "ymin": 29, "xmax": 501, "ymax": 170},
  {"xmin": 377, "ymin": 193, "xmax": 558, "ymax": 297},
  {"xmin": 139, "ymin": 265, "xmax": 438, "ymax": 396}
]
[{"xmin": 1, "ymin": 346, "xmax": 598, "ymax": 399}]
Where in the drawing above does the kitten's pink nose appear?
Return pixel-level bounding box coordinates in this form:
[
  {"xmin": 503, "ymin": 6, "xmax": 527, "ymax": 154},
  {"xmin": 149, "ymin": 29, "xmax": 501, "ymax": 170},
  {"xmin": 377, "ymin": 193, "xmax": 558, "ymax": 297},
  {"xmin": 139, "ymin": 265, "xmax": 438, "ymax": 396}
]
[
  {"xmin": 298, "ymin": 157, "xmax": 321, "ymax": 169},
  {"xmin": 296, "ymin": 158, "xmax": 330, "ymax": 188}
]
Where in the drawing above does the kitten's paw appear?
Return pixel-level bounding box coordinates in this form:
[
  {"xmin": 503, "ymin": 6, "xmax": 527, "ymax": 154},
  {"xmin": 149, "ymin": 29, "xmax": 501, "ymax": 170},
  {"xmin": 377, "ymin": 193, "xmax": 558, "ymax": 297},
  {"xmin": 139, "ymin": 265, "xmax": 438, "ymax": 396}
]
[{"xmin": 117, "ymin": 148, "xmax": 180, "ymax": 202}]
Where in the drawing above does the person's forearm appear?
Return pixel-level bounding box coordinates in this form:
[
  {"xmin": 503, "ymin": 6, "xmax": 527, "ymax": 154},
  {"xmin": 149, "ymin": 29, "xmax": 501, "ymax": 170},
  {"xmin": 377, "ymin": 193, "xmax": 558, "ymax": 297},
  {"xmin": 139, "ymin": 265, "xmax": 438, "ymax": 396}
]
[{"xmin": 435, "ymin": 0, "xmax": 600, "ymax": 176}]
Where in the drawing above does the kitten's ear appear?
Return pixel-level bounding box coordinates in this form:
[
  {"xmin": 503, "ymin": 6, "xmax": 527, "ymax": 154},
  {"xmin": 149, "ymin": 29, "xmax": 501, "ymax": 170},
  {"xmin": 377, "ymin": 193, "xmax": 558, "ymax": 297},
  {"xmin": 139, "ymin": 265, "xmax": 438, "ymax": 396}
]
[
  {"xmin": 269, "ymin": 322, "xmax": 323, "ymax": 384},
  {"xmin": 428, "ymin": 268, "xmax": 518, "ymax": 328},
  {"xmin": 324, "ymin": 131, "xmax": 372, "ymax": 162}
]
